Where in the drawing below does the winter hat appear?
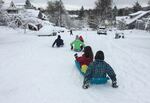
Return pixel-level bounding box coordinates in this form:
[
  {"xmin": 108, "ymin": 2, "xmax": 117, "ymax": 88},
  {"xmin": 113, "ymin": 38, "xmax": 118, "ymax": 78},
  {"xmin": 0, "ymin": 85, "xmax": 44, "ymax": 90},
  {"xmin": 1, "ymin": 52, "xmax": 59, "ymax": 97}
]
[
  {"xmin": 75, "ymin": 35, "xmax": 79, "ymax": 39},
  {"xmin": 58, "ymin": 35, "xmax": 61, "ymax": 39},
  {"xmin": 95, "ymin": 51, "xmax": 105, "ymax": 60}
]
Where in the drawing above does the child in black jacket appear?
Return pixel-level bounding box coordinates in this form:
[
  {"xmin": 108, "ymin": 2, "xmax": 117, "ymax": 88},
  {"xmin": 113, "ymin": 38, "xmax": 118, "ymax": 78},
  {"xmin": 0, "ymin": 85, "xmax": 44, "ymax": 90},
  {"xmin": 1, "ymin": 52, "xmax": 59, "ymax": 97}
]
[{"xmin": 52, "ymin": 35, "xmax": 64, "ymax": 47}]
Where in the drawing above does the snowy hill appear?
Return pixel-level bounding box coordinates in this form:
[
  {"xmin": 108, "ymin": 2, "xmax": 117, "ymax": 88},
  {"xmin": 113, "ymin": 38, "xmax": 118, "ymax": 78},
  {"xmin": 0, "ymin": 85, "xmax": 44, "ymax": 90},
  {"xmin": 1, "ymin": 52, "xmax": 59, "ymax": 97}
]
[{"xmin": 0, "ymin": 26, "xmax": 150, "ymax": 103}]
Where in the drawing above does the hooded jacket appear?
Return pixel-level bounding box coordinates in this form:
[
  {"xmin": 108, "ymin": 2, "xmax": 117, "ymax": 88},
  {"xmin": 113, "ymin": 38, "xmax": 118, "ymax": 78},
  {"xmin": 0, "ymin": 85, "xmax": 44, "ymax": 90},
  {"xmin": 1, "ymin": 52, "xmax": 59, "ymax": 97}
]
[
  {"xmin": 52, "ymin": 36, "xmax": 64, "ymax": 47},
  {"xmin": 84, "ymin": 59, "xmax": 116, "ymax": 83},
  {"xmin": 70, "ymin": 39, "xmax": 85, "ymax": 51}
]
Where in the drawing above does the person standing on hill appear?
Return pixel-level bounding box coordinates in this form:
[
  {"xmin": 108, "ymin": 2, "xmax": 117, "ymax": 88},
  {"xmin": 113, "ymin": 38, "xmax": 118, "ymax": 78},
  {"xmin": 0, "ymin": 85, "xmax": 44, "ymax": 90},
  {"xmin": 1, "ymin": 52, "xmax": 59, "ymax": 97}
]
[{"xmin": 70, "ymin": 29, "xmax": 73, "ymax": 35}]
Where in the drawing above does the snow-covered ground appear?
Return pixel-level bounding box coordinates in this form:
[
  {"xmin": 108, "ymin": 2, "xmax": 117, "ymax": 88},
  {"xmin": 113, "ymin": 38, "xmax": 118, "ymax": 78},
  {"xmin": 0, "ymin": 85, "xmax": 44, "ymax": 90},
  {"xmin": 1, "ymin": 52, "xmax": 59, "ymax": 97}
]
[{"xmin": 0, "ymin": 26, "xmax": 150, "ymax": 103}]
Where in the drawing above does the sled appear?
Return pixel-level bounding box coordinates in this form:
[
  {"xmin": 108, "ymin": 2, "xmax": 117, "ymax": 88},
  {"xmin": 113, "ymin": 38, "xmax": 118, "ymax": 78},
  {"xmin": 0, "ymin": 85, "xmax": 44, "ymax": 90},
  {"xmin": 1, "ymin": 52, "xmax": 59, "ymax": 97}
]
[
  {"xmin": 75, "ymin": 61, "xmax": 86, "ymax": 75},
  {"xmin": 38, "ymin": 35, "xmax": 51, "ymax": 37},
  {"xmin": 75, "ymin": 61, "xmax": 109, "ymax": 84},
  {"xmin": 38, "ymin": 32, "xmax": 57, "ymax": 37}
]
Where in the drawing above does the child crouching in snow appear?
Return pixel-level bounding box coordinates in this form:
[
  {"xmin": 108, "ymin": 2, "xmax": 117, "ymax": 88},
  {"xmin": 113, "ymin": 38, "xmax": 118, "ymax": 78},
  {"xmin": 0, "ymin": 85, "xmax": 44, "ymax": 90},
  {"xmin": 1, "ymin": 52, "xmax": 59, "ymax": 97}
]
[
  {"xmin": 75, "ymin": 46, "xmax": 93, "ymax": 74},
  {"xmin": 83, "ymin": 51, "xmax": 118, "ymax": 89}
]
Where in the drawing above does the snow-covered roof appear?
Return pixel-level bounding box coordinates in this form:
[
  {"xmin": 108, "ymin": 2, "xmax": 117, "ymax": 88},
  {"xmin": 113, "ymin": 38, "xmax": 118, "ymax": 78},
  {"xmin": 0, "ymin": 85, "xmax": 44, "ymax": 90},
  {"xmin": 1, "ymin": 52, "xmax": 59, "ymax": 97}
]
[
  {"xmin": 116, "ymin": 16, "xmax": 129, "ymax": 21},
  {"xmin": 21, "ymin": 9, "xmax": 47, "ymax": 20},
  {"xmin": 15, "ymin": 3, "xmax": 25, "ymax": 9},
  {"xmin": 1, "ymin": 1, "xmax": 24, "ymax": 10},
  {"xmin": 129, "ymin": 11, "xmax": 144, "ymax": 16},
  {"xmin": 69, "ymin": 14, "xmax": 78, "ymax": 18},
  {"xmin": 126, "ymin": 10, "xmax": 150, "ymax": 25},
  {"xmin": 7, "ymin": 1, "xmax": 18, "ymax": 10},
  {"xmin": 117, "ymin": 11, "xmax": 150, "ymax": 25},
  {"xmin": 24, "ymin": 9, "xmax": 39, "ymax": 18}
]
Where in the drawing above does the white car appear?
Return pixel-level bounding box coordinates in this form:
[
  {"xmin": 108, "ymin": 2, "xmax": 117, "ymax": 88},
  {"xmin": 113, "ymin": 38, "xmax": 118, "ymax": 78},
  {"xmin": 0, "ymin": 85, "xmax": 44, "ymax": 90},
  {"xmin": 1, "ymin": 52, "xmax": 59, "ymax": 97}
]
[
  {"xmin": 115, "ymin": 31, "xmax": 125, "ymax": 39},
  {"xmin": 97, "ymin": 27, "xmax": 107, "ymax": 35}
]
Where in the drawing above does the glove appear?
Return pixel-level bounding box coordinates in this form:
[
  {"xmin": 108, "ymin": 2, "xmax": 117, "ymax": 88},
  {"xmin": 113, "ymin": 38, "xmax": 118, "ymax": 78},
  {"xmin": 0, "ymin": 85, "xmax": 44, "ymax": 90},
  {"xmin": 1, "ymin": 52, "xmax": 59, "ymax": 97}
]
[
  {"xmin": 74, "ymin": 53, "xmax": 78, "ymax": 58},
  {"xmin": 112, "ymin": 81, "xmax": 118, "ymax": 88},
  {"xmin": 82, "ymin": 83, "xmax": 89, "ymax": 89}
]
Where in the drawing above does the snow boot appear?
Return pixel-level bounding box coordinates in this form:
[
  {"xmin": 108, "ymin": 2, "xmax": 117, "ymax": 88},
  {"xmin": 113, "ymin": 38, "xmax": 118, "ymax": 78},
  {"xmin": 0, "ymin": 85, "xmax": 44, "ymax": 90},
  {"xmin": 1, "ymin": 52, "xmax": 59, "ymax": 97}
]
[
  {"xmin": 82, "ymin": 83, "xmax": 89, "ymax": 89},
  {"xmin": 112, "ymin": 81, "xmax": 118, "ymax": 88}
]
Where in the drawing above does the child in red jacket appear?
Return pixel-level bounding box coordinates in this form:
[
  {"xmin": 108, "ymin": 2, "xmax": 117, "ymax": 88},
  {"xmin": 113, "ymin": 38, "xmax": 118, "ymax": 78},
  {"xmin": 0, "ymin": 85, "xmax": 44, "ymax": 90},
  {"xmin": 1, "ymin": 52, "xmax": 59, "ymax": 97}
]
[{"xmin": 75, "ymin": 46, "xmax": 93, "ymax": 73}]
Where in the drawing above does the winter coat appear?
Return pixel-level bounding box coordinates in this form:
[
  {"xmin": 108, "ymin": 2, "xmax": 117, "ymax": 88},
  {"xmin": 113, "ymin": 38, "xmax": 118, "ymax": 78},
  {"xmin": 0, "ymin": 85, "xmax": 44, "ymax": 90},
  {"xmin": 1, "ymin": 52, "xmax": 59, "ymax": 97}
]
[
  {"xmin": 76, "ymin": 54, "xmax": 93, "ymax": 66},
  {"xmin": 84, "ymin": 59, "xmax": 116, "ymax": 84},
  {"xmin": 70, "ymin": 39, "xmax": 85, "ymax": 51},
  {"xmin": 52, "ymin": 38, "xmax": 64, "ymax": 47}
]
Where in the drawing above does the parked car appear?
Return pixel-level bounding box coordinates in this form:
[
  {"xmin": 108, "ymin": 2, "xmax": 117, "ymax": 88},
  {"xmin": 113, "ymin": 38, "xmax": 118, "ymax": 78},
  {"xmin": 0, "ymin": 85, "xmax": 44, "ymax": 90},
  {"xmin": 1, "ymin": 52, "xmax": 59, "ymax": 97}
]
[
  {"xmin": 97, "ymin": 26, "xmax": 107, "ymax": 35},
  {"xmin": 115, "ymin": 32, "xmax": 125, "ymax": 39}
]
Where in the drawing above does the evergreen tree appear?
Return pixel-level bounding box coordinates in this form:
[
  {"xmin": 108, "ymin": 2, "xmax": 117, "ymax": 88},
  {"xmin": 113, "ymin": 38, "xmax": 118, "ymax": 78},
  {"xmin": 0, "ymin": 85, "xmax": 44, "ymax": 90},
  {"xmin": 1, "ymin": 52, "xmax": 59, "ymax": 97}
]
[
  {"xmin": 25, "ymin": 0, "xmax": 33, "ymax": 9},
  {"xmin": 118, "ymin": 9, "xmax": 124, "ymax": 16},
  {"xmin": 112, "ymin": 6, "xmax": 118, "ymax": 19},
  {"xmin": 112, "ymin": 6, "xmax": 118, "ymax": 26},
  {"xmin": 133, "ymin": 1, "xmax": 142, "ymax": 12},
  {"xmin": 78, "ymin": 6, "xmax": 85, "ymax": 20}
]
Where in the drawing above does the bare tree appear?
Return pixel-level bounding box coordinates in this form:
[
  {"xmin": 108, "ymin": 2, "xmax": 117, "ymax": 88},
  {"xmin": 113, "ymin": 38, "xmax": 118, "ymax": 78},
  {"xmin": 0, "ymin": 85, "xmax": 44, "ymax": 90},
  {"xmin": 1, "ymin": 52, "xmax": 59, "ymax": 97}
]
[
  {"xmin": 46, "ymin": 0, "xmax": 74, "ymax": 28},
  {"xmin": 46, "ymin": 0, "xmax": 65, "ymax": 26},
  {"xmin": 94, "ymin": 0, "xmax": 112, "ymax": 26}
]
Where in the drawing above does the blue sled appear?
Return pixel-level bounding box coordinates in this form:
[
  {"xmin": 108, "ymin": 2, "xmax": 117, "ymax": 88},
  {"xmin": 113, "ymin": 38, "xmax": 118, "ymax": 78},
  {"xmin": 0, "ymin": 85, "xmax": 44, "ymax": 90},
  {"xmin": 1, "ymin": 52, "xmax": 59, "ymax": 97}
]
[
  {"xmin": 75, "ymin": 60, "xmax": 85, "ymax": 75},
  {"xmin": 75, "ymin": 61, "xmax": 109, "ymax": 84}
]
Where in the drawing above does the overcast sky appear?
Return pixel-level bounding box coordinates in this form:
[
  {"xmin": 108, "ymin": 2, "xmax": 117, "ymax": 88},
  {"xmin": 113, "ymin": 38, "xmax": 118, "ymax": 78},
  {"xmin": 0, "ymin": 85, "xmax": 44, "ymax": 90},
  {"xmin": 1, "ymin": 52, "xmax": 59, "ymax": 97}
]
[{"xmin": 5, "ymin": 0, "xmax": 149, "ymax": 10}]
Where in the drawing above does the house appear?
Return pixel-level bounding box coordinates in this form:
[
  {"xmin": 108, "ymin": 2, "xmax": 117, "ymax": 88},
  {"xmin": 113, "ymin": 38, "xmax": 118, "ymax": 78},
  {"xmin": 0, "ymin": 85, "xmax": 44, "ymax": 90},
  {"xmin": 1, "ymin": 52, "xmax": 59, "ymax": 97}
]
[
  {"xmin": 127, "ymin": 11, "xmax": 150, "ymax": 29},
  {"xmin": 116, "ymin": 10, "xmax": 150, "ymax": 29},
  {"xmin": 6, "ymin": 1, "xmax": 19, "ymax": 14}
]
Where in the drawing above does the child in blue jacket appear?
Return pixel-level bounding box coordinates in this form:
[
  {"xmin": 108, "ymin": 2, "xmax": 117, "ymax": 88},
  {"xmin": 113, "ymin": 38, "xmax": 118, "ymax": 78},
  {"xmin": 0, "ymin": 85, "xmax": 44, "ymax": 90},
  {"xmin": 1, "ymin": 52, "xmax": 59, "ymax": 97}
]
[{"xmin": 83, "ymin": 51, "xmax": 118, "ymax": 89}]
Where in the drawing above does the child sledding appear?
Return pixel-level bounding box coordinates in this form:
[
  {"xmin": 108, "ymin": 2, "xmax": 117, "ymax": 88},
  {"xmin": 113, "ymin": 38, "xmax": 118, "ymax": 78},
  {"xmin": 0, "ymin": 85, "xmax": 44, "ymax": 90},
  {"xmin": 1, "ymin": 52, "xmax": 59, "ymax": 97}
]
[
  {"xmin": 52, "ymin": 35, "xmax": 64, "ymax": 47},
  {"xmin": 74, "ymin": 48, "xmax": 118, "ymax": 89},
  {"xmin": 75, "ymin": 46, "xmax": 93, "ymax": 75},
  {"xmin": 70, "ymin": 35, "xmax": 85, "ymax": 52}
]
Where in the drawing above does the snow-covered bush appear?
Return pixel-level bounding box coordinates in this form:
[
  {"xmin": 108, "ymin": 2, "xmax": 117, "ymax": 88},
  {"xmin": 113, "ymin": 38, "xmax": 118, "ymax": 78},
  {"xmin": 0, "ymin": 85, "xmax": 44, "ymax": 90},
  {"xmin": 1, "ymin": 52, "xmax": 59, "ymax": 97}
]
[
  {"xmin": 0, "ymin": 10, "xmax": 8, "ymax": 26},
  {"xmin": 7, "ymin": 15, "xmax": 22, "ymax": 28}
]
